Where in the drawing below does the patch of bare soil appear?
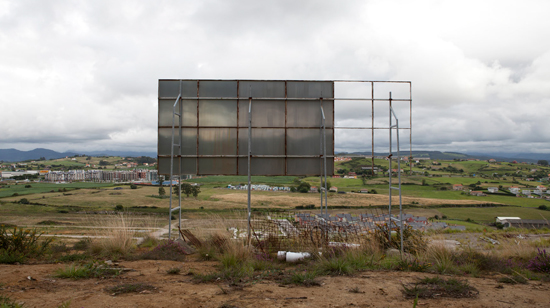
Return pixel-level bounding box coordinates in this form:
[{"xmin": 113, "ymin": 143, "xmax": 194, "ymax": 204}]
[
  {"xmin": 1, "ymin": 260, "xmax": 549, "ymax": 308},
  {"xmin": 214, "ymin": 192, "xmax": 495, "ymax": 208}
]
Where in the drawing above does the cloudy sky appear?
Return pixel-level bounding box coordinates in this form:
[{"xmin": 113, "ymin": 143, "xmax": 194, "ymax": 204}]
[{"xmin": 1, "ymin": 0, "xmax": 549, "ymax": 155}]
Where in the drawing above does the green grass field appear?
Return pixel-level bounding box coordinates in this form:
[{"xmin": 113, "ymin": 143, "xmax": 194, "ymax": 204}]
[
  {"xmin": 0, "ymin": 182, "xmax": 115, "ymax": 198},
  {"xmin": 184, "ymin": 176, "xmax": 297, "ymax": 185},
  {"xmin": 439, "ymin": 207, "xmax": 550, "ymax": 223}
]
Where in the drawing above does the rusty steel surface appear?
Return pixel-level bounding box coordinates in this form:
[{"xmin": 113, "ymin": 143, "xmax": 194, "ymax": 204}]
[
  {"xmin": 158, "ymin": 80, "xmax": 336, "ymax": 176},
  {"xmin": 158, "ymin": 79, "xmax": 412, "ymax": 176}
]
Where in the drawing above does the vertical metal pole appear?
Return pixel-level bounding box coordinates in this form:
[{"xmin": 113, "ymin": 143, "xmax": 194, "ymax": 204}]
[
  {"xmin": 371, "ymin": 82, "xmax": 375, "ymax": 177},
  {"xmin": 321, "ymin": 102, "xmax": 328, "ymax": 216},
  {"xmin": 178, "ymin": 85, "xmax": 183, "ymax": 239},
  {"xmin": 388, "ymin": 92, "xmax": 392, "ymax": 244},
  {"xmin": 409, "ymin": 82, "xmax": 413, "ymax": 176},
  {"xmin": 169, "ymin": 90, "xmax": 181, "ymax": 239},
  {"xmin": 247, "ymin": 91, "xmax": 252, "ymax": 245},
  {"xmin": 319, "ymin": 97, "xmax": 328, "ymax": 215},
  {"xmin": 396, "ymin": 111, "xmax": 404, "ymax": 255}
]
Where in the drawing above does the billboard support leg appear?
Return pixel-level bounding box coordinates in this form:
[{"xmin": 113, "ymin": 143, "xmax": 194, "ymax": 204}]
[{"xmin": 247, "ymin": 94, "xmax": 252, "ymax": 245}]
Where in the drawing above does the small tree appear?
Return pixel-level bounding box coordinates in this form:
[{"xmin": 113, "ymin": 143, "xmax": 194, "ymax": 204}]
[
  {"xmin": 181, "ymin": 183, "xmax": 193, "ymax": 197},
  {"xmin": 173, "ymin": 185, "xmax": 180, "ymax": 196},
  {"xmin": 538, "ymin": 160, "xmax": 549, "ymax": 166},
  {"xmin": 191, "ymin": 186, "xmax": 201, "ymax": 198},
  {"xmin": 297, "ymin": 182, "xmax": 311, "ymax": 193},
  {"xmin": 158, "ymin": 186, "xmax": 166, "ymax": 196}
]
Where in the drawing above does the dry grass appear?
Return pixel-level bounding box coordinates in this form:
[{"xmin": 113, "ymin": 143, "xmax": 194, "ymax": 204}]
[{"xmin": 88, "ymin": 213, "xmax": 139, "ymax": 257}]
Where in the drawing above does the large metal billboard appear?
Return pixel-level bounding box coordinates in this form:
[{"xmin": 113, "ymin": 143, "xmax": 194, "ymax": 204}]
[{"xmin": 158, "ymin": 80, "xmax": 335, "ymax": 176}]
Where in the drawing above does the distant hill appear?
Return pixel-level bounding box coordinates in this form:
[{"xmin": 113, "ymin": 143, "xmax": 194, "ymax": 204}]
[
  {"xmin": 0, "ymin": 148, "xmax": 80, "ymax": 162},
  {"xmin": 337, "ymin": 150, "xmax": 548, "ymax": 163},
  {"xmin": 0, "ymin": 148, "xmax": 156, "ymax": 162}
]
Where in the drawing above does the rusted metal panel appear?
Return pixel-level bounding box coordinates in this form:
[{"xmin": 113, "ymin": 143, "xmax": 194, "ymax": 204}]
[
  {"xmin": 198, "ymin": 158, "xmax": 237, "ymax": 175},
  {"xmin": 199, "ymin": 100, "xmax": 237, "ymax": 127},
  {"xmin": 287, "ymin": 129, "xmax": 334, "ymax": 156},
  {"xmin": 198, "ymin": 128, "xmax": 237, "ymax": 155},
  {"xmin": 158, "ymin": 99, "xmax": 197, "ymax": 127},
  {"xmin": 158, "ymin": 128, "xmax": 197, "ymax": 156},
  {"xmin": 158, "ymin": 79, "xmax": 337, "ymax": 176},
  {"xmin": 286, "ymin": 81, "xmax": 333, "ymax": 98},
  {"xmin": 198, "ymin": 80, "xmax": 237, "ymax": 97},
  {"xmin": 238, "ymin": 100, "xmax": 285, "ymax": 127},
  {"xmin": 287, "ymin": 100, "xmax": 334, "ymax": 128},
  {"xmin": 238, "ymin": 158, "xmax": 285, "ymax": 175},
  {"xmin": 158, "ymin": 157, "xmax": 196, "ymax": 175},
  {"xmin": 238, "ymin": 80, "xmax": 285, "ymax": 98},
  {"xmin": 158, "ymin": 80, "xmax": 197, "ymax": 97},
  {"xmin": 238, "ymin": 128, "xmax": 285, "ymax": 155}
]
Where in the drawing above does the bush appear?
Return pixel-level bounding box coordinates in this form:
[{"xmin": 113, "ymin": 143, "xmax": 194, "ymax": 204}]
[
  {"xmin": 0, "ymin": 295, "xmax": 24, "ymax": 308},
  {"xmin": 114, "ymin": 205, "xmax": 124, "ymax": 211},
  {"xmin": 88, "ymin": 213, "xmax": 136, "ymax": 257},
  {"xmin": 397, "ymin": 258, "xmax": 431, "ymax": 272},
  {"xmin": 141, "ymin": 240, "xmax": 191, "ymax": 261},
  {"xmin": 528, "ymin": 249, "xmax": 550, "ymax": 273},
  {"xmin": 55, "ymin": 260, "xmax": 121, "ymax": 279},
  {"xmin": 373, "ymin": 225, "xmax": 427, "ymax": 255},
  {"xmin": 281, "ymin": 270, "xmax": 321, "ymax": 286},
  {"xmin": 73, "ymin": 238, "xmax": 91, "ymax": 251},
  {"xmin": 402, "ymin": 277, "xmax": 479, "ymax": 299},
  {"xmin": 19, "ymin": 198, "xmax": 30, "ymax": 204},
  {"xmin": 0, "ymin": 224, "xmax": 52, "ymax": 263},
  {"xmin": 130, "ymin": 184, "xmax": 138, "ymax": 189},
  {"xmin": 105, "ymin": 283, "xmax": 155, "ymax": 295}
]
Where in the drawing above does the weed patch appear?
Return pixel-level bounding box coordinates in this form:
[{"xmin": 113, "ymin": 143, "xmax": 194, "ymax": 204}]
[
  {"xmin": 140, "ymin": 240, "xmax": 190, "ymax": 261},
  {"xmin": 281, "ymin": 270, "xmax": 321, "ymax": 286},
  {"xmin": 0, "ymin": 224, "xmax": 52, "ymax": 263},
  {"xmin": 54, "ymin": 260, "xmax": 121, "ymax": 279},
  {"xmin": 0, "ymin": 295, "xmax": 24, "ymax": 308},
  {"xmin": 166, "ymin": 267, "xmax": 181, "ymax": 275},
  {"xmin": 527, "ymin": 249, "xmax": 550, "ymax": 274},
  {"xmin": 105, "ymin": 283, "xmax": 155, "ymax": 295},
  {"xmin": 402, "ymin": 277, "xmax": 478, "ymax": 299}
]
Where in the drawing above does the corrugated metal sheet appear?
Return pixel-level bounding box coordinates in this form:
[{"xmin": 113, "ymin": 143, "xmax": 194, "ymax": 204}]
[{"xmin": 158, "ymin": 80, "xmax": 335, "ymax": 176}]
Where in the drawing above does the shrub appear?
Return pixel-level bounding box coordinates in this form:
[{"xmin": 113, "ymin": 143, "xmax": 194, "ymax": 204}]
[
  {"xmin": 105, "ymin": 283, "xmax": 155, "ymax": 295},
  {"xmin": 166, "ymin": 267, "xmax": 181, "ymax": 275},
  {"xmin": 527, "ymin": 249, "xmax": 550, "ymax": 273},
  {"xmin": 54, "ymin": 260, "xmax": 121, "ymax": 279},
  {"xmin": 397, "ymin": 258, "xmax": 431, "ymax": 272},
  {"xmin": 114, "ymin": 205, "xmax": 124, "ymax": 211},
  {"xmin": 281, "ymin": 270, "xmax": 321, "ymax": 286},
  {"xmin": 0, "ymin": 224, "xmax": 52, "ymax": 263},
  {"xmin": 0, "ymin": 295, "xmax": 24, "ymax": 308},
  {"xmin": 138, "ymin": 235, "xmax": 159, "ymax": 248},
  {"xmin": 73, "ymin": 238, "xmax": 91, "ymax": 251},
  {"xmin": 402, "ymin": 277, "xmax": 478, "ymax": 299},
  {"xmin": 130, "ymin": 184, "xmax": 138, "ymax": 189},
  {"xmin": 88, "ymin": 213, "xmax": 136, "ymax": 257},
  {"xmin": 19, "ymin": 198, "xmax": 30, "ymax": 204},
  {"xmin": 316, "ymin": 257, "xmax": 353, "ymax": 276},
  {"xmin": 373, "ymin": 224, "xmax": 427, "ymax": 255},
  {"xmin": 141, "ymin": 240, "xmax": 190, "ymax": 261}
]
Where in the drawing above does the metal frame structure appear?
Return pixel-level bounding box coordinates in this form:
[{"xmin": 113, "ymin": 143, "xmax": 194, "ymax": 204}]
[{"xmin": 158, "ymin": 80, "xmax": 412, "ymax": 245}]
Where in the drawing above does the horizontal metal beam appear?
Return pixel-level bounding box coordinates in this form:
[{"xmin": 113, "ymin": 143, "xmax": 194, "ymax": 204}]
[
  {"xmin": 158, "ymin": 155, "xmax": 336, "ymax": 158},
  {"xmin": 159, "ymin": 96, "xmax": 411, "ymax": 102},
  {"xmin": 158, "ymin": 126, "xmax": 410, "ymax": 130}
]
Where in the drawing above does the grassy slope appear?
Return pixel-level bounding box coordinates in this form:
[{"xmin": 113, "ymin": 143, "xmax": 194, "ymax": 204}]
[{"xmin": 0, "ymin": 182, "xmax": 115, "ymax": 198}]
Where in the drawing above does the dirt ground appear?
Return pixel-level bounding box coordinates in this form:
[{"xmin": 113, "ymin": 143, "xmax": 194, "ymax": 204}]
[
  {"xmin": 2, "ymin": 259, "xmax": 550, "ymax": 308},
  {"xmin": 214, "ymin": 192, "xmax": 493, "ymax": 208}
]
